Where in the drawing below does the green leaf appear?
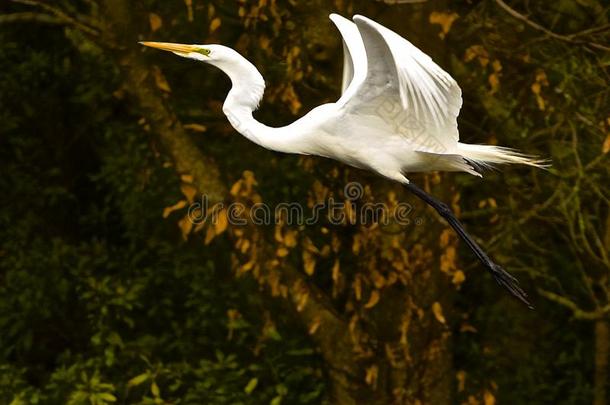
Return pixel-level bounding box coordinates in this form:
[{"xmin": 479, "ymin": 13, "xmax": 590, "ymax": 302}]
[
  {"xmin": 244, "ymin": 378, "xmax": 258, "ymax": 394},
  {"xmin": 127, "ymin": 373, "xmax": 149, "ymax": 387},
  {"xmin": 151, "ymin": 381, "xmax": 160, "ymax": 398},
  {"xmin": 98, "ymin": 392, "xmax": 117, "ymax": 402},
  {"xmin": 106, "ymin": 332, "xmax": 124, "ymax": 348}
]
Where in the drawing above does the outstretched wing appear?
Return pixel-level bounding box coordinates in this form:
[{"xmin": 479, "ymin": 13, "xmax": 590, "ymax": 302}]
[
  {"xmin": 329, "ymin": 14, "xmax": 366, "ymax": 103},
  {"xmin": 343, "ymin": 15, "xmax": 463, "ymax": 154}
]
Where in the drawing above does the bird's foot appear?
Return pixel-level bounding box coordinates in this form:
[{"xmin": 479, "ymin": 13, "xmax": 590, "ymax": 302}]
[{"xmin": 488, "ymin": 263, "xmax": 534, "ymax": 309}]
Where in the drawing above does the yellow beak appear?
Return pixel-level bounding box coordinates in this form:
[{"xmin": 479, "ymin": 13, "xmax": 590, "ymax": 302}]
[{"xmin": 139, "ymin": 42, "xmax": 199, "ymax": 54}]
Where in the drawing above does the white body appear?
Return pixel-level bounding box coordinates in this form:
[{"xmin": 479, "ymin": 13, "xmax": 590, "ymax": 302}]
[{"xmin": 144, "ymin": 14, "xmax": 543, "ymax": 184}]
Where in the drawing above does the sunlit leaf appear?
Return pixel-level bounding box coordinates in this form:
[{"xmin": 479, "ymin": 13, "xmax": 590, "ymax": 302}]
[
  {"xmin": 152, "ymin": 66, "xmax": 171, "ymax": 93},
  {"xmin": 178, "ymin": 215, "xmax": 193, "ymax": 240},
  {"xmin": 210, "ymin": 17, "xmax": 222, "ymax": 33},
  {"xmin": 244, "ymin": 378, "xmax": 258, "ymax": 394},
  {"xmin": 151, "ymin": 381, "xmax": 160, "ymax": 397},
  {"xmin": 464, "ymin": 45, "xmax": 489, "ymax": 67},
  {"xmin": 283, "ymin": 229, "xmax": 297, "ymax": 247},
  {"xmin": 214, "ymin": 208, "xmax": 228, "ymax": 235},
  {"xmin": 331, "ymin": 259, "xmax": 340, "ymax": 283},
  {"xmin": 308, "ymin": 317, "xmax": 321, "ymax": 335},
  {"xmin": 99, "ymin": 392, "xmax": 117, "ymax": 402},
  {"xmin": 432, "ymin": 301, "xmax": 446, "ymax": 324},
  {"xmin": 364, "ymin": 290, "xmax": 380, "ymax": 309},
  {"xmin": 204, "ymin": 225, "xmax": 216, "ymax": 245},
  {"xmin": 184, "ymin": 0, "xmax": 194, "ymax": 22},
  {"xmin": 602, "ymin": 133, "xmax": 610, "ymax": 154},
  {"xmin": 303, "ymin": 251, "xmax": 316, "ymax": 276},
  {"xmin": 365, "ymin": 364, "xmax": 378, "ymax": 387},
  {"xmin": 484, "ymin": 390, "xmax": 496, "ymax": 405},
  {"xmin": 181, "ymin": 174, "xmax": 194, "ymax": 183},
  {"xmin": 128, "ymin": 373, "xmax": 149, "ymax": 387},
  {"xmin": 429, "ymin": 11, "xmax": 459, "ymax": 39},
  {"xmin": 163, "ymin": 200, "xmax": 187, "ymax": 218},
  {"xmin": 456, "ymin": 370, "xmax": 466, "ymax": 392},
  {"xmin": 488, "ymin": 73, "xmax": 500, "ymax": 94},
  {"xmin": 452, "ymin": 270, "xmax": 466, "ymax": 285},
  {"xmin": 183, "ymin": 123, "xmax": 207, "ymax": 132},
  {"xmin": 149, "ymin": 13, "xmax": 162, "ymax": 32},
  {"xmin": 180, "ymin": 183, "xmax": 197, "ymax": 204}
]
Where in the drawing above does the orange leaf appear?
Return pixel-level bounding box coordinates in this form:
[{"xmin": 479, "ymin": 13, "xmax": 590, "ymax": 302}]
[
  {"xmin": 152, "ymin": 66, "xmax": 171, "ymax": 93},
  {"xmin": 331, "ymin": 259, "xmax": 340, "ymax": 283},
  {"xmin": 178, "ymin": 215, "xmax": 193, "ymax": 240},
  {"xmin": 204, "ymin": 226, "xmax": 216, "ymax": 245},
  {"xmin": 602, "ymin": 134, "xmax": 610, "ymax": 154},
  {"xmin": 180, "ymin": 183, "xmax": 197, "ymax": 204},
  {"xmin": 149, "ymin": 13, "xmax": 162, "ymax": 32},
  {"xmin": 283, "ymin": 230, "xmax": 297, "ymax": 247},
  {"xmin": 230, "ymin": 180, "xmax": 242, "ymax": 196},
  {"xmin": 432, "ymin": 301, "xmax": 446, "ymax": 324},
  {"xmin": 452, "ymin": 270, "xmax": 466, "ymax": 286},
  {"xmin": 296, "ymin": 290, "xmax": 309, "ymax": 312},
  {"xmin": 303, "ymin": 251, "xmax": 316, "ymax": 276},
  {"xmin": 180, "ymin": 174, "xmax": 194, "ymax": 183},
  {"xmin": 308, "ymin": 317, "xmax": 321, "ymax": 335},
  {"xmin": 163, "ymin": 200, "xmax": 187, "ymax": 218},
  {"xmin": 214, "ymin": 208, "xmax": 228, "ymax": 235},
  {"xmin": 483, "ymin": 390, "xmax": 496, "ymax": 405},
  {"xmin": 184, "ymin": 0, "xmax": 194, "ymax": 22},
  {"xmin": 365, "ymin": 365, "xmax": 378, "ymax": 387},
  {"xmin": 464, "ymin": 45, "xmax": 489, "ymax": 67},
  {"xmin": 210, "ymin": 17, "xmax": 221, "ymax": 33},
  {"xmin": 183, "ymin": 123, "xmax": 207, "ymax": 132},
  {"xmin": 460, "ymin": 323, "xmax": 478, "ymax": 333},
  {"xmin": 353, "ymin": 276, "xmax": 362, "ymax": 301},
  {"xmin": 364, "ymin": 290, "xmax": 380, "ymax": 309},
  {"xmin": 456, "ymin": 370, "xmax": 466, "ymax": 392},
  {"xmin": 429, "ymin": 12, "xmax": 459, "ymax": 39},
  {"xmin": 488, "ymin": 73, "xmax": 500, "ymax": 94}
]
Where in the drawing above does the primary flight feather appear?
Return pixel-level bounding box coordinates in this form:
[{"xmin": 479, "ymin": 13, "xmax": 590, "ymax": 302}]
[{"xmin": 141, "ymin": 14, "xmax": 545, "ymax": 307}]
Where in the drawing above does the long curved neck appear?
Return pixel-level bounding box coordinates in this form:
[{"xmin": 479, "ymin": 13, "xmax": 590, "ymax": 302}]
[{"xmin": 214, "ymin": 53, "xmax": 299, "ymax": 153}]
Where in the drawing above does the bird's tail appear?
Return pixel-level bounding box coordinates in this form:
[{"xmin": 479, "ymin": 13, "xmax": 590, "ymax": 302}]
[{"xmin": 457, "ymin": 143, "xmax": 549, "ymax": 169}]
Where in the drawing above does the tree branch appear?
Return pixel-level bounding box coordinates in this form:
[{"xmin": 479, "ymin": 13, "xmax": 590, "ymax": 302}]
[
  {"xmin": 494, "ymin": 0, "xmax": 610, "ymax": 52},
  {"xmin": 538, "ymin": 289, "xmax": 610, "ymax": 320},
  {"xmin": 0, "ymin": 12, "xmax": 62, "ymax": 25},
  {"xmin": 10, "ymin": 0, "xmax": 100, "ymax": 37}
]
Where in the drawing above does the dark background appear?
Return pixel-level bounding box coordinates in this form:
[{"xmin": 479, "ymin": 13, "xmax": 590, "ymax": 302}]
[{"xmin": 1, "ymin": 0, "xmax": 608, "ymax": 404}]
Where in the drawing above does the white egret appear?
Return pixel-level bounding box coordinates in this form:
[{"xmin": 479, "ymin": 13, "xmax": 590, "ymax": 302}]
[{"xmin": 141, "ymin": 14, "xmax": 545, "ymax": 307}]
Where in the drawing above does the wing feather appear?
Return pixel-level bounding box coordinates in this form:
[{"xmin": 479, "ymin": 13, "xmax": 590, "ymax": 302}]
[
  {"xmin": 346, "ymin": 15, "xmax": 463, "ymax": 153},
  {"xmin": 329, "ymin": 14, "xmax": 367, "ymax": 103}
]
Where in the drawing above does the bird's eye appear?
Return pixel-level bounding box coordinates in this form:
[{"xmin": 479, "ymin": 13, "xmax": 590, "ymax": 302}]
[{"xmin": 197, "ymin": 48, "xmax": 211, "ymax": 56}]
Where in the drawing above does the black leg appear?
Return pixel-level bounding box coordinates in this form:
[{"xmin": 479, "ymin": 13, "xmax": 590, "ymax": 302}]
[{"xmin": 404, "ymin": 181, "xmax": 533, "ymax": 309}]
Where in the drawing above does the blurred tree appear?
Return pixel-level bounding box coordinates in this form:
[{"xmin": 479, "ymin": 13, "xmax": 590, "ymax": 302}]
[
  {"xmin": 451, "ymin": 1, "xmax": 609, "ymax": 404},
  {"xmin": 1, "ymin": 0, "xmax": 608, "ymax": 404}
]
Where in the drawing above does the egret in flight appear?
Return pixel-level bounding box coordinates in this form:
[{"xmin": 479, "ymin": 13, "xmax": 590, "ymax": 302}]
[{"xmin": 141, "ymin": 14, "xmax": 545, "ymax": 307}]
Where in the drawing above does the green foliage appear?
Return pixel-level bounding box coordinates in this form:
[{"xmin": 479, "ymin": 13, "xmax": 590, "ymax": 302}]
[
  {"xmin": 1, "ymin": 0, "xmax": 608, "ymax": 404},
  {"xmin": 0, "ymin": 21, "xmax": 324, "ymax": 405}
]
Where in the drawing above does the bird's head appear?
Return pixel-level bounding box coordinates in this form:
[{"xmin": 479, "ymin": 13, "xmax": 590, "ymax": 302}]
[
  {"xmin": 139, "ymin": 42, "xmax": 229, "ymax": 63},
  {"xmin": 139, "ymin": 41, "xmax": 266, "ymax": 110}
]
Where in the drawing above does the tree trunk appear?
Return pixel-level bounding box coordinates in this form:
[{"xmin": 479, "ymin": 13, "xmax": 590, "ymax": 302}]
[
  {"xmin": 594, "ymin": 318, "xmax": 609, "ymax": 405},
  {"xmin": 97, "ymin": 1, "xmax": 456, "ymax": 403}
]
